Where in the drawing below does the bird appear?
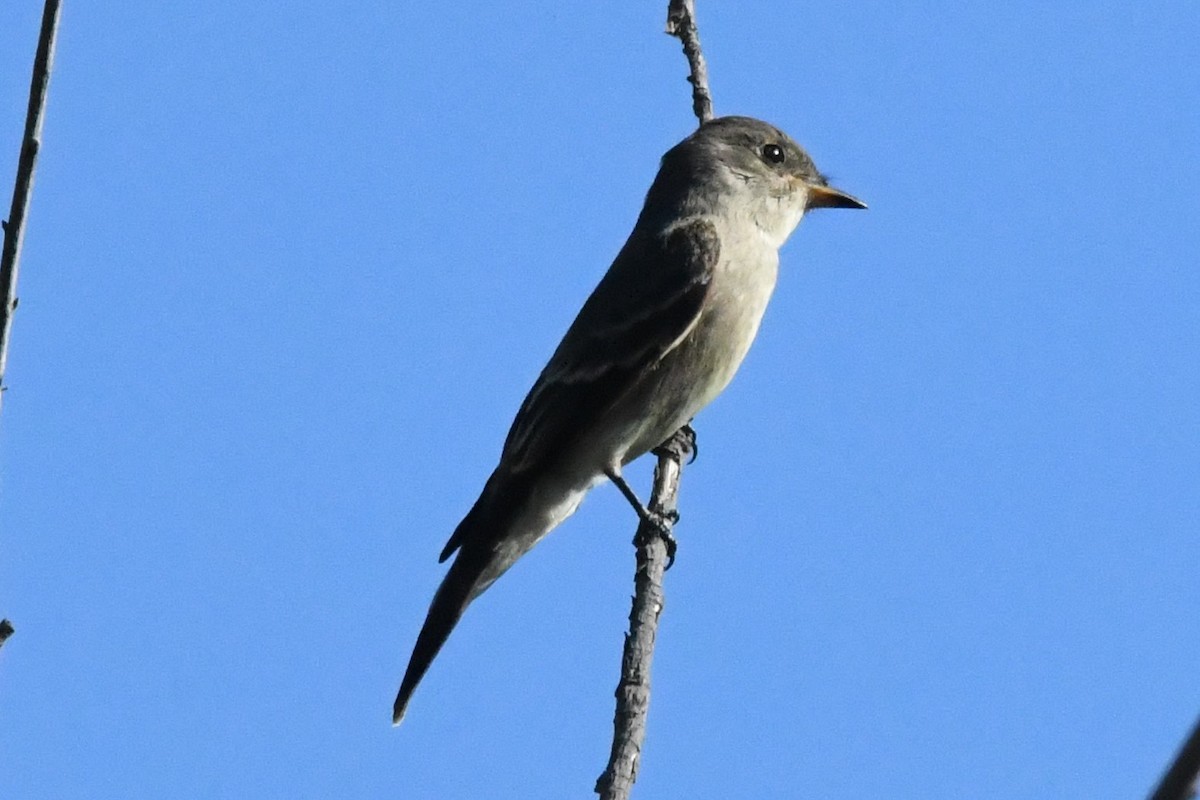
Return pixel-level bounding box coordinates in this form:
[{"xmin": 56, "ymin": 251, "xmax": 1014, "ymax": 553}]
[{"xmin": 393, "ymin": 116, "xmax": 865, "ymax": 725}]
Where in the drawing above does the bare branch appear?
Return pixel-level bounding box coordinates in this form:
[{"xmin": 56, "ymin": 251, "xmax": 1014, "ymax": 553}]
[
  {"xmin": 0, "ymin": 0, "xmax": 63, "ymax": 417},
  {"xmin": 595, "ymin": 428, "xmax": 693, "ymax": 800},
  {"xmin": 595, "ymin": 4, "xmax": 715, "ymax": 796},
  {"xmin": 1150, "ymin": 715, "xmax": 1200, "ymax": 800},
  {"xmin": 666, "ymin": 0, "xmax": 714, "ymax": 125}
]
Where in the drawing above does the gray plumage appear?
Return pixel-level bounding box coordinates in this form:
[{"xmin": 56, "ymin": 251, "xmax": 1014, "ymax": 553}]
[{"xmin": 394, "ymin": 116, "xmax": 864, "ymax": 724}]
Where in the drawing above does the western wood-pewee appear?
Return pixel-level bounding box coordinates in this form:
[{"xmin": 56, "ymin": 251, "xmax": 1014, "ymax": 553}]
[{"xmin": 394, "ymin": 116, "xmax": 864, "ymax": 724}]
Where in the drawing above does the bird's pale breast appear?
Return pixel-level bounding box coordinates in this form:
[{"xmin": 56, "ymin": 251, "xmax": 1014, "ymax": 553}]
[{"xmin": 615, "ymin": 223, "xmax": 780, "ymax": 464}]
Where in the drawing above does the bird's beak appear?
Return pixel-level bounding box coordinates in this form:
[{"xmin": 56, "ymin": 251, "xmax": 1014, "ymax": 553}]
[{"xmin": 806, "ymin": 183, "xmax": 867, "ymax": 210}]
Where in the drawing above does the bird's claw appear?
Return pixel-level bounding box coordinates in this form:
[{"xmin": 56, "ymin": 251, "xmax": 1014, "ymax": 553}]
[
  {"xmin": 637, "ymin": 507, "xmax": 680, "ymax": 570},
  {"xmin": 680, "ymin": 423, "xmax": 698, "ymax": 464},
  {"xmin": 653, "ymin": 423, "xmax": 697, "ymax": 465},
  {"xmin": 662, "ymin": 529, "xmax": 678, "ymax": 570}
]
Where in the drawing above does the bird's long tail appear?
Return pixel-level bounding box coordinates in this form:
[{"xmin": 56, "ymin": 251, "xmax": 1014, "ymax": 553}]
[
  {"xmin": 392, "ymin": 472, "xmax": 533, "ymax": 725},
  {"xmin": 392, "ymin": 543, "xmax": 492, "ymax": 725}
]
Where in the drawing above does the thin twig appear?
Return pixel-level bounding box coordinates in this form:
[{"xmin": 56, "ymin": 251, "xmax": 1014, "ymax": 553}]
[
  {"xmin": 666, "ymin": 0, "xmax": 714, "ymax": 124},
  {"xmin": 0, "ymin": 0, "xmax": 63, "ymax": 417},
  {"xmin": 595, "ymin": 428, "xmax": 693, "ymax": 800},
  {"xmin": 1150, "ymin": 715, "xmax": 1200, "ymax": 800},
  {"xmin": 595, "ymin": 4, "xmax": 715, "ymax": 797}
]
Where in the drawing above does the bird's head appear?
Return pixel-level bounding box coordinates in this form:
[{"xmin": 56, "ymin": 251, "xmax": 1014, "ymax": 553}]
[{"xmin": 663, "ymin": 116, "xmax": 866, "ymax": 247}]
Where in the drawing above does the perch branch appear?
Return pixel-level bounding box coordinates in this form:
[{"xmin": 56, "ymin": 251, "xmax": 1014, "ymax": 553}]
[
  {"xmin": 595, "ymin": 427, "xmax": 694, "ymax": 800},
  {"xmin": 595, "ymin": 5, "xmax": 714, "ymax": 798},
  {"xmin": 666, "ymin": 0, "xmax": 714, "ymax": 124}
]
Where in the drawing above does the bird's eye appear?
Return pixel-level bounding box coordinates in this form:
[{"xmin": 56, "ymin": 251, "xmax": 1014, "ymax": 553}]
[{"xmin": 762, "ymin": 143, "xmax": 786, "ymax": 164}]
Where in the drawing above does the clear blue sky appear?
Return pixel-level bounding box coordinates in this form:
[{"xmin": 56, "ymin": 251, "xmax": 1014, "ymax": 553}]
[{"xmin": 2, "ymin": 3, "xmax": 1197, "ymax": 798}]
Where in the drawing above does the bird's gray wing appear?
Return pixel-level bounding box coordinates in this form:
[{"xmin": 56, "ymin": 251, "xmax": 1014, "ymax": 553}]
[
  {"xmin": 399, "ymin": 219, "xmax": 719, "ymax": 722},
  {"xmin": 500, "ymin": 216, "xmax": 720, "ymax": 475}
]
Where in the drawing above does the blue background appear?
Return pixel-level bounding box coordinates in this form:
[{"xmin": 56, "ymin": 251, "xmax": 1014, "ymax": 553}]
[{"xmin": 2, "ymin": 3, "xmax": 1197, "ymax": 797}]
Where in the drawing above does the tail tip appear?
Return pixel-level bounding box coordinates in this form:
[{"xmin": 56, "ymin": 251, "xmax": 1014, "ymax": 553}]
[{"xmin": 392, "ymin": 697, "xmax": 408, "ymax": 727}]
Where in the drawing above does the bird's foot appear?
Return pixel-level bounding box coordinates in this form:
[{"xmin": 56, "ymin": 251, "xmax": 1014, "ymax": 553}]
[
  {"xmin": 653, "ymin": 423, "xmax": 697, "ymax": 465},
  {"xmin": 606, "ymin": 468, "xmax": 681, "ymax": 569},
  {"xmin": 636, "ymin": 506, "xmax": 680, "ymax": 570}
]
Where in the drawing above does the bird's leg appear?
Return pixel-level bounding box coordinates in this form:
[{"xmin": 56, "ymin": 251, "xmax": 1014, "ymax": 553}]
[
  {"xmin": 606, "ymin": 468, "xmax": 649, "ymax": 518},
  {"xmin": 604, "ymin": 468, "xmax": 679, "ymax": 568}
]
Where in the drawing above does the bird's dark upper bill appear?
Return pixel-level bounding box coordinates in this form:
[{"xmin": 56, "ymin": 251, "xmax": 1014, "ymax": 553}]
[{"xmin": 806, "ymin": 184, "xmax": 867, "ymax": 210}]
